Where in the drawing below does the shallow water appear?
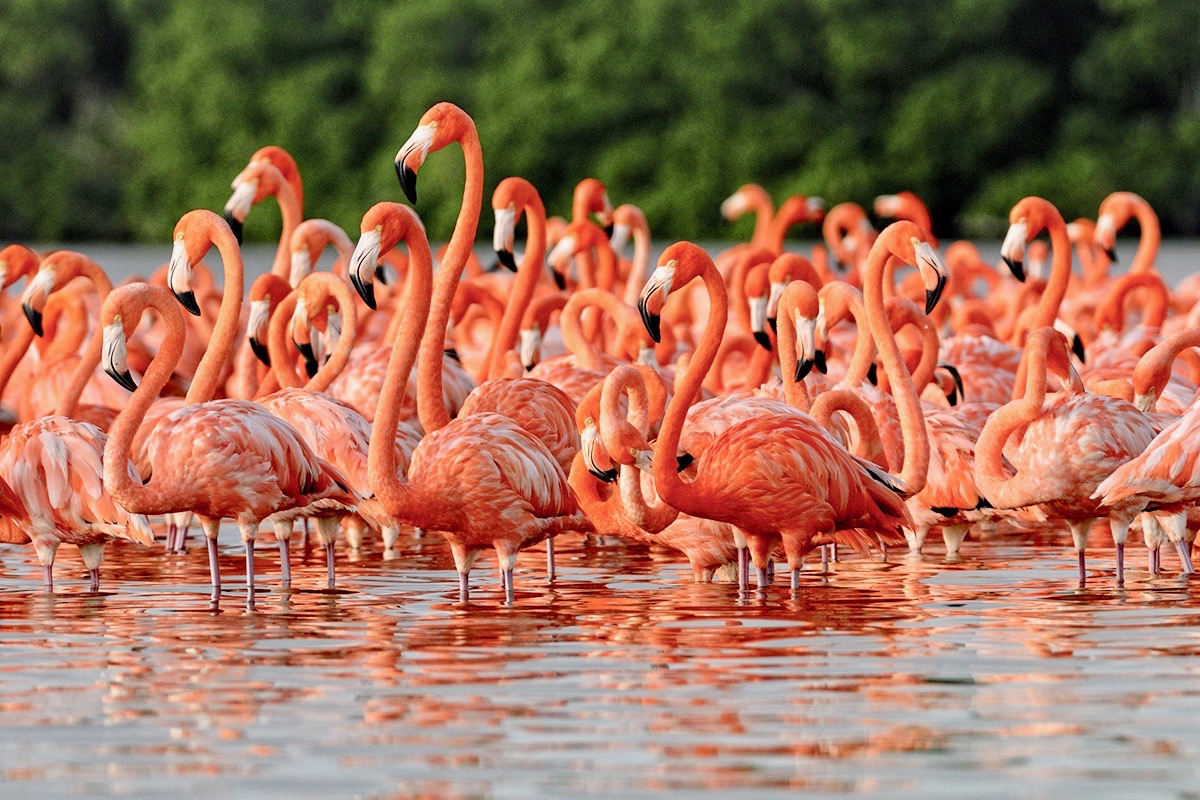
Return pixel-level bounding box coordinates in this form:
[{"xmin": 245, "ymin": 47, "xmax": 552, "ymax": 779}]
[{"xmin": 3, "ymin": 523, "xmax": 1200, "ymax": 799}]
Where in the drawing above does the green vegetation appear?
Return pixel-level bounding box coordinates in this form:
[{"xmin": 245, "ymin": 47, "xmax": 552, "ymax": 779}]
[{"xmin": 1, "ymin": 0, "xmax": 1198, "ymax": 242}]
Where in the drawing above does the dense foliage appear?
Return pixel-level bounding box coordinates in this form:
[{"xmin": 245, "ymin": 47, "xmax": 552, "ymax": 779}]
[{"xmin": 2, "ymin": 0, "xmax": 1197, "ymax": 242}]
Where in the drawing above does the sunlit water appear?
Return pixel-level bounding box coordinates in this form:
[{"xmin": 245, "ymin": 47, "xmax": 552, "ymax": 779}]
[
  {"xmin": 4, "ymin": 240, "xmax": 1200, "ymax": 797},
  {"xmin": 2, "ymin": 523, "xmax": 1200, "ymax": 799}
]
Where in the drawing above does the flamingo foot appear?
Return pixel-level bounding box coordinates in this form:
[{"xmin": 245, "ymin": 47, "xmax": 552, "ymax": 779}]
[
  {"xmin": 325, "ymin": 542, "xmax": 336, "ymax": 590},
  {"xmin": 1176, "ymin": 540, "xmax": 1195, "ymax": 576},
  {"xmin": 207, "ymin": 536, "xmax": 221, "ymax": 596},
  {"xmin": 546, "ymin": 538, "xmax": 556, "ymax": 583},
  {"xmin": 1077, "ymin": 550, "xmax": 1087, "ymax": 587},
  {"xmin": 1116, "ymin": 542, "xmax": 1124, "ymax": 588},
  {"xmin": 43, "ymin": 564, "xmax": 53, "ymax": 594},
  {"xmin": 278, "ymin": 539, "xmax": 291, "ymax": 589},
  {"xmin": 88, "ymin": 568, "xmax": 100, "ymax": 593}
]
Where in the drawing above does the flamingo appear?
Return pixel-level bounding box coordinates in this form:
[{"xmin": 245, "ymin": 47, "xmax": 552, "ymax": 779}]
[
  {"xmin": 367, "ymin": 153, "xmax": 589, "ymax": 601},
  {"xmin": 637, "ymin": 225, "xmax": 944, "ymax": 589},
  {"xmin": 102, "ymin": 214, "xmax": 356, "ymax": 606},
  {"xmin": 224, "ymin": 146, "xmax": 304, "ymax": 272}
]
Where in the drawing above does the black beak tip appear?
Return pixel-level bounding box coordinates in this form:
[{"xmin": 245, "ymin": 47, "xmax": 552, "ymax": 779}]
[
  {"xmin": 303, "ymin": 356, "xmax": 319, "ymax": 379},
  {"xmin": 638, "ymin": 302, "xmax": 662, "ymax": 344},
  {"xmin": 795, "ymin": 358, "xmax": 814, "ymax": 382},
  {"xmin": 1072, "ymin": 336, "xmax": 1086, "ymax": 363},
  {"xmin": 224, "ymin": 212, "xmax": 244, "ymax": 245},
  {"xmin": 676, "ymin": 453, "xmax": 694, "ymax": 472},
  {"xmin": 867, "ymin": 362, "xmax": 878, "ymax": 386},
  {"xmin": 173, "ymin": 289, "xmax": 201, "ymax": 317},
  {"xmin": 588, "ymin": 466, "xmax": 618, "ymax": 484},
  {"xmin": 396, "ymin": 162, "xmax": 417, "ymax": 204},
  {"xmin": 249, "ymin": 337, "xmax": 271, "ymax": 368},
  {"xmin": 753, "ymin": 330, "xmax": 772, "ymax": 351},
  {"xmin": 1103, "ymin": 247, "xmax": 1118, "ymax": 263},
  {"xmin": 496, "ymin": 249, "xmax": 517, "ymax": 272},
  {"xmin": 551, "ymin": 269, "xmax": 567, "ymax": 291},
  {"xmin": 22, "ymin": 304, "xmax": 43, "ymax": 337},
  {"xmin": 925, "ymin": 275, "xmax": 947, "ymax": 315},
  {"xmin": 523, "ymin": 362, "xmax": 534, "ymax": 373},
  {"xmin": 815, "ymin": 349, "xmax": 828, "ymax": 374},
  {"xmin": 767, "ymin": 317, "xmax": 778, "ymax": 334},
  {"xmin": 1002, "ymin": 256, "xmax": 1026, "ymax": 283},
  {"xmin": 295, "ymin": 340, "xmax": 316, "ymax": 365},
  {"xmin": 603, "ymin": 222, "xmax": 615, "ymax": 239},
  {"xmin": 941, "ymin": 363, "xmax": 964, "ymax": 401},
  {"xmin": 106, "ymin": 368, "xmax": 138, "ymax": 393},
  {"xmin": 350, "ymin": 273, "xmax": 377, "ymax": 310}
]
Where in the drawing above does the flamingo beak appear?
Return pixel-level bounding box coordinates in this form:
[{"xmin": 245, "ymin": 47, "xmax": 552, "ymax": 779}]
[
  {"xmin": 676, "ymin": 453, "xmax": 694, "ymax": 472},
  {"xmin": 720, "ymin": 191, "xmax": 747, "ymax": 221},
  {"xmin": 750, "ymin": 296, "xmax": 770, "ymax": 351},
  {"xmin": 247, "ymin": 299, "xmax": 272, "ymax": 367},
  {"xmin": 1000, "ymin": 220, "xmax": 1028, "ymax": 282},
  {"xmin": 289, "ymin": 249, "xmax": 312, "ymax": 289},
  {"xmin": 518, "ymin": 328, "xmax": 541, "ymax": 372},
  {"xmin": 794, "ymin": 313, "xmax": 817, "ymax": 381},
  {"xmin": 867, "ymin": 362, "xmax": 878, "ymax": 386},
  {"xmin": 638, "ymin": 264, "xmax": 674, "ymax": 344},
  {"xmin": 939, "ymin": 362, "xmax": 964, "ymax": 406},
  {"xmin": 394, "ymin": 124, "xmax": 435, "ymax": 204},
  {"xmin": 223, "ymin": 180, "xmax": 256, "ymax": 245},
  {"xmin": 250, "ymin": 337, "xmax": 271, "ymax": 368},
  {"xmin": 582, "ymin": 424, "xmax": 617, "ymax": 483},
  {"xmin": 914, "ymin": 240, "xmax": 947, "ymax": 314},
  {"xmin": 19, "ymin": 266, "xmax": 55, "ymax": 337},
  {"xmin": 546, "ymin": 234, "xmax": 575, "ymax": 291},
  {"xmin": 609, "ymin": 223, "xmax": 631, "ymax": 254},
  {"xmin": 169, "ymin": 238, "xmax": 201, "ymax": 316},
  {"xmin": 493, "ymin": 205, "xmax": 518, "ymax": 272},
  {"xmin": 349, "ymin": 228, "xmax": 382, "ymax": 310},
  {"xmin": 102, "ymin": 318, "xmax": 137, "ymax": 392},
  {"xmin": 22, "ymin": 303, "xmax": 43, "ymax": 337}
]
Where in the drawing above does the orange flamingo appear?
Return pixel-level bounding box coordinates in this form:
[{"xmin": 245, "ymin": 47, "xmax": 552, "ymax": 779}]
[
  {"xmin": 367, "ymin": 152, "xmax": 589, "ymax": 601},
  {"xmin": 225, "ymin": 146, "xmax": 303, "ymax": 277},
  {"xmin": 975, "ymin": 324, "xmax": 1155, "ymax": 587},
  {"xmin": 638, "ymin": 226, "xmax": 943, "ymax": 589},
  {"xmin": 102, "ymin": 215, "xmax": 356, "ymax": 605}
]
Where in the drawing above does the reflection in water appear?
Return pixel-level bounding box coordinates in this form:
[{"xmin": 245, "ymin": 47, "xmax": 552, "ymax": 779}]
[{"xmin": 1, "ymin": 522, "xmax": 1199, "ymax": 797}]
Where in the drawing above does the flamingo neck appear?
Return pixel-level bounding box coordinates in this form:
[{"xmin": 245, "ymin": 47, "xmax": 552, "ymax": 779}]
[
  {"xmin": 1029, "ymin": 219, "xmax": 1072, "ymax": 335},
  {"xmin": 270, "ymin": 181, "xmax": 303, "ymax": 280},
  {"xmin": 976, "ymin": 336, "xmax": 1051, "ymax": 509},
  {"xmin": 653, "ymin": 264, "xmax": 727, "ymax": 508},
  {"xmin": 104, "ymin": 289, "xmax": 187, "ymax": 516},
  {"xmin": 1131, "ymin": 205, "xmax": 1161, "ymax": 274},
  {"xmin": 56, "ymin": 256, "xmax": 114, "ymax": 417},
  {"xmin": 810, "ymin": 389, "xmax": 890, "ymax": 470},
  {"xmin": 417, "ymin": 128, "xmax": 483, "ymax": 433},
  {"xmin": 187, "ymin": 229, "xmax": 244, "ymax": 403},
  {"xmin": 486, "ymin": 199, "xmax": 546, "ymax": 380},
  {"xmin": 561, "ymin": 289, "xmax": 621, "ymax": 371},
  {"xmin": 864, "ymin": 238, "xmax": 929, "ymax": 493},
  {"xmin": 622, "ymin": 224, "xmax": 652, "ymax": 307},
  {"xmin": 368, "ymin": 230, "xmax": 434, "ymax": 516}
]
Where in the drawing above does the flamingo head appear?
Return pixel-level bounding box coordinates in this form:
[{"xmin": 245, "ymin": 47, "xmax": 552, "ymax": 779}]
[
  {"xmin": 933, "ymin": 362, "xmax": 964, "ymax": 406},
  {"xmin": 1003, "ymin": 197, "xmax": 1064, "ymax": 283},
  {"xmin": 580, "ymin": 419, "xmax": 617, "ymax": 483},
  {"xmin": 573, "ymin": 178, "xmax": 614, "ymax": 237},
  {"xmin": 350, "ymin": 202, "xmax": 423, "ymax": 309},
  {"xmin": 881, "ymin": 221, "xmax": 946, "ymax": 315},
  {"xmin": 101, "ymin": 310, "xmax": 137, "ymax": 393},
  {"xmin": 19, "ymin": 263, "xmax": 58, "ymax": 337},
  {"xmin": 395, "ymin": 102, "xmax": 474, "ymax": 204},
  {"xmin": 780, "ymin": 280, "xmax": 821, "ymax": 381},
  {"xmin": 0, "ymin": 244, "xmax": 40, "ymax": 291},
  {"xmin": 639, "ymin": 242, "xmax": 712, "ymax": 343},
  {"xmin": 720, "ymin": 187, "xmax": 751, "ymax": 221},
  {"xmin": 246, "ymin": 274, "xmax": 290, "ymax": 367},
  {"xmin": 518, "ymin": 325, "xmax": 542, "ymax": 372},
  {"xmin": 223, "ymin": 161, "xmax": 286, "ymax": 245}
]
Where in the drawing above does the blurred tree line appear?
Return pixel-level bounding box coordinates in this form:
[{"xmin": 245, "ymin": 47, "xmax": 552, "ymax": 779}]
[{"xmin": 1, "ymin": 0, "xmax": 1198, "ymax": 242}]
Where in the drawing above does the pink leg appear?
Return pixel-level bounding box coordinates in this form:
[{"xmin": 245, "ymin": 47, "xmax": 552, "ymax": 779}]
[
  {"xmin": 43, "ymin": 564, "xmax": 53, "ymax": 594},
  {"xmin": 1115, "ymin": 543, "xmax": 1124, "ymax": 588},
  {"xmin": 245, "ymin": 543, "xmax": 256, "ymax": 610},
  {"xmin": 1077, "ymin": 550, "xmax": 1087, "ymax": 587},
  {"xmin": 165, "ymin": 523, "xmax": 177, "ymax": 552},
  {"xmin": 1176, "ymin": 540, "xmax": 1194, "ymax": 575},
  {"xmin": 755, "ymin": 565, "xmax": 769, "ymax": 589},
  {"xmin": 278, "ymin": 539, "xmax": 291, "ymax": 588},
  {"xmin": 325, "ymin": 542, "xmax": 336, "ymax": 590},
  {"xmin": 831, "ymin": 542, "xmax": 838, "ymax": 563},
  {"xmin": 1147, "ymin": 547, "xmax": 1157, "ymax": 575},
  {"xmin": 502, "ymin": 568, "xmax": 514, "ymax": 604},
  {"xmin": 459, "ymin": 571, "xmax": 470, "ymax": 602},
  {"xmin": 207, "ymin": 537, "xmax": 221, "ymax": 597},
  {"xmin": 790, "ymin": 568, "xmax": 799, "ymax": 590},
  {"xmin": 821, "ymin": 546, "xmax": 829, "ymax": 574},
  {"xmin": 737, "ymin": 547, "xmax": 749, "ymax": 591},
  {"xmin": 546, "ymin": 538, "xmax": 556, "ymax": 583},
  {"xmin": 89, "ymin": 569, "xmax": 100, "ymax": 593}
]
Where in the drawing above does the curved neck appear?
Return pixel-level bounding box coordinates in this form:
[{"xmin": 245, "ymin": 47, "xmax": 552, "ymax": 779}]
[
  {"xmin": 864, "ymin": 238, "xmax": 928, "ymax": 493},
  {"xmin": 55, "ymin": 255, "xmax": 114, "ymax": 417},
  {"xmin": 1096, "ymin": 272, "xmax": 1168, "ymax": 333},
  {"xmin": 1027, "ymin": 220, "xmax": 1073, "ymax": 336},
  {"xmin": 306, "ymin": 279, "xmax": 359, "ymax": 393},
  {"xmin": 622, "ymin": 223, "xmax": 652, "ymax": 306},
  {"xmin": 1133, "ymin": 327, "xmax": 1200, "ymax": 408},
  {"xmin": 267, "ymin": 292, "xmax": 305, "ymax": 389},
  {"xmin": 826, "ymin": 285, "xmax": 874, "ymax": 386},
  {"xmin": 748, "ymin": 190, "xmax": 774, "ymax": 246},
  {"xmin": 776, "ymin": 316, "xmax": 811, "ymax": 412},
  {"xmin": 976, "ymin": 335, "xmax": 1053, "ymax": 508},
  {"xmin": 0, "ymin": 325, "xmax": 35, "ymax": 399},
  {"xmin": 104, "ymin": 289, "xmax": 187, "ymax": 515},
  {"xmin": 1131, "ymin": 204, "xmax": 1161, "ymax": 274},
  {"xmin": 653, "ymin": 264, "xmax": 727, "ymax": 507},
  {"xmin": 561, "ymin": 288, "xmax": 624, "ymax": 371},
  {"xmin": 186, "ymin": 233, "xmax": 245, "ymax": 403},
  {"xmin": 270, "ymin": 181, "xmax": 303, "ymax": 279},
  {"xmin": 417, "ymin": 127, "xmax": 483, "ymax": 433},
  {"xmin": 368, "ymin": 229, "xmax": 434, "ymax": 515},
  {"xmin": 487, "ymin": 198, "xmax": 546, "ymax": 380},
  {"xmin": 810, "ymin": 389, "xmax": 889, "ymax": 470}
]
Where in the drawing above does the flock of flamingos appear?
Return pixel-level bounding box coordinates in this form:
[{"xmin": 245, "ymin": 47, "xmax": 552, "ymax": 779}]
[{"xmin": 1, "ymin": 100, "xmax": 1199, "ymax": 606}]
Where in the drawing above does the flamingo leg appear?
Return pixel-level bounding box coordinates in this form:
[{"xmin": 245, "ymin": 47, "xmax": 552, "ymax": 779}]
[
  {"xmin": 202, "ymin": 518, "xmax": 222, "ymax": 598},
  {"xmin": 821, "ymin": 546, "xmax": 829, "ymax": 574},
  {"xmin": 1115, "ymin": 543, "xmax": 1125, "ymax": 588},
  {"xmin": 790, "ymin": 568, "xmax": 799, "ymax": 590},
  {"xmin": 737, "ymin": 546, "xmax": 749, "ymax": 591},
  {"xmin": 244, "ymin": 542, "xmax": 256, "ymax": 609},
  {"xmin": 325, "ymin": 543, "xmax": 336, "ymax": 590},
  {"xmin": 279, "ymin": 539, "xmax": 291, "ymax": 589},
  {"xmin": 88, "ymin": 569, "xmax": 100, "ymax": 593},
  {"xmin": 880, "ymin": 542, "xmax": 888, "ymax": 562},
  {"xmin": 755, "ymin": 565, "xmax": 769, "ymax": 589},
  {"xmin": 502, "ymin": 567, "xmax": 514, "ymax": 604},
  {"xmin": 43, "ymin": 564, "xmax": 53, "ymax": 594},
  {"xmin": 459, "ymin": 571, "xmax": 470, "ymax": 602},
  {"xmin": 831, "ymin": 543, "xmax": 838, "ymax": 562},
  {"xmin": 165, "ymin": 522, "xmax": 178, "ymax": 552},
  {"xmin": 546, "ymin": 538, "xmax": 556, "ymax": 583},
  {"xmin": 1077, "ymin": 551, "xmax": 1086, "ymax": 586},
  {"xmin": 1176, "ymin": 540, "xmax": 1194, "ymax": 575},
  {"xmin": 1151, "ymin": 547, "xmax": 1161, "ymax": 576}
]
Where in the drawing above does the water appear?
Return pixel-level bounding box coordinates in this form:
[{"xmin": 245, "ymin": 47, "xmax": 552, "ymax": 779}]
[
  {"xmin": 4, "ymin": 239, "xmax": 1200, "ymax": 797},
  {"xmin": 2, "ymin": 525, "xmax": 1200, "ymax": 799}
]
